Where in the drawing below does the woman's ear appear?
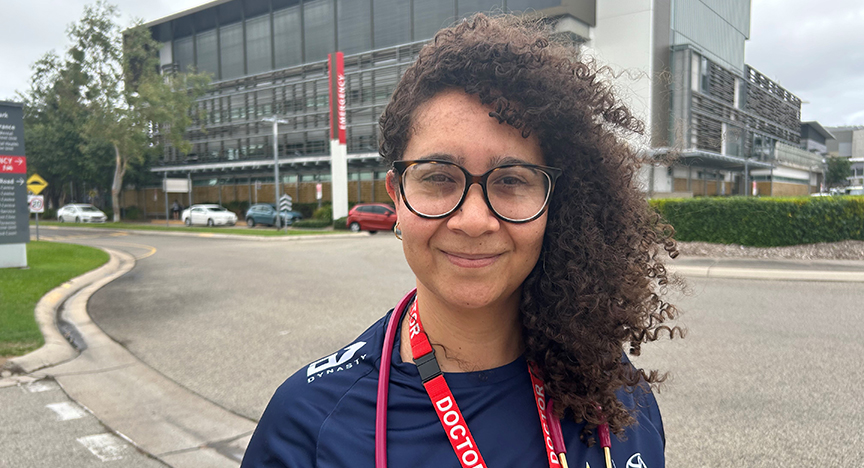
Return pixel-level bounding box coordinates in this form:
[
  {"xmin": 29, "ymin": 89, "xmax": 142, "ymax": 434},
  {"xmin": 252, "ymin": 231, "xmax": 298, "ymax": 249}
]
[{"xmin": 386, "ymin": 170, "xmax": 399, "ymax": 205}]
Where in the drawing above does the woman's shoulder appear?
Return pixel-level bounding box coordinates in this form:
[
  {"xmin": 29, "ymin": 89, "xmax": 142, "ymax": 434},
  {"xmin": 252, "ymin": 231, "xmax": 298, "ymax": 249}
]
[{"xmin": 240, "ymin": 313, "xmax": 392, "ymax": 467}]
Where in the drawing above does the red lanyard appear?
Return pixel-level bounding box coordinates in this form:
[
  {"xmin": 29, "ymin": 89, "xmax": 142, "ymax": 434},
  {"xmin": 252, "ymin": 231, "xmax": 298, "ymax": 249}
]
[{"xmin": 407, "ymin": 300, "xmax": 566, "ymax": 468}]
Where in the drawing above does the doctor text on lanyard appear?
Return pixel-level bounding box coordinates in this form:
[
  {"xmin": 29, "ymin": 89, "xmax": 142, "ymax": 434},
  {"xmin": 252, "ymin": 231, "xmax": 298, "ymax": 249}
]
[{"xmin": 407, "ymin": 300, "xmax": 566, "ymax": 468}]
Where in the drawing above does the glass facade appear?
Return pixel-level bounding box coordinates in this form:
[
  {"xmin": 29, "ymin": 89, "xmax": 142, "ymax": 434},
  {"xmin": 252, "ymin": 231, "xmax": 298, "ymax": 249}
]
[
  {"xmin": 246, "ymin": 15, "xmax": 272, "ymax": 74},
  {"xmin": 304, "ymin": 0, "xmax": 335, "ymax": 62},
  {"xmin": 196, "ymin": 29, "xmax": 218, "ymax": 76},
  {"xmin": 174, "ymin": 36, "xmax": 194, "ymax": 73},
  {"xmin": 274, "ymin": 6, "xmax": 303, "ymax": 68},
  {"xmin": 337, "ymin": 0, "xmax": 372, "ymax": 54},
  {"xmin": 220, "ymin": 22, "xmax": 245, "ymax": 79},
  {"xmin": 374, "ymin": 0, "xmax": 411, "ymax": 48},
  {"xmin": 151, "ymin": 0, "xmax": 582, "ymax": 168}
]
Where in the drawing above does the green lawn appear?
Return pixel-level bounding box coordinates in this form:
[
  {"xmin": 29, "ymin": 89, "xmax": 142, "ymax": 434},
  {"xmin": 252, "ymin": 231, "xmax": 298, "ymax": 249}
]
[
  {"xmin": 0, "ymin": 242, "xmax": 109, "ymax": 356},
  {"xmin": 30, "ymin": 220, "xmax": 340, "ymax": 236}
]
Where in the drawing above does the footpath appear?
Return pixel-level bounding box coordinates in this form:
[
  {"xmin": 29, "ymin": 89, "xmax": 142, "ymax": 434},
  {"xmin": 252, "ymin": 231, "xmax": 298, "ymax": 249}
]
[{"xmin": 1, "ymin": 250, "xmax": 862, "ymax": 468}]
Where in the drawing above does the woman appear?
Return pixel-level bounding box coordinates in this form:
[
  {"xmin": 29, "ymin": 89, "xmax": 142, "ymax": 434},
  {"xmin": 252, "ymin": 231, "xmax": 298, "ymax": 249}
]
[{"xmin": 242, "ymin": 14, "xmax": 681, "ymax": 468}]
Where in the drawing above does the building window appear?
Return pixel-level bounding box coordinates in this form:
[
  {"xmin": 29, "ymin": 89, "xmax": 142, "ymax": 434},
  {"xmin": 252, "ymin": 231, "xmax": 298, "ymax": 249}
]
[
  {"xmin": 373, "ymin": 0, "xmax": 410, "ymax": 48},
  {"xmin": 304, "ymin": 0, "xmax": 335, "ymax": 62},
  {"xmin": 274, "ymin": 5, "xmax": 302, "ymax": 67},
  {"xmin": 700, "ymin": 56, "xmax": 710, "ymax": 94},
  {"xmin": 196, "ymin": 29, "xmax": 218, "ymax": 77},
  {"xmin": 414, "ymin": 0, "xmax": 455, "ymax": 40},
  {"xmin": 174, "ymin": 36, "xmax": 194, "ymax": 73},
  {"xmin": 246, "ymin": 14, "xmax": 272, "ymax": 74},
  {"xmin": 338, "ymin": 0, "xmax": 371, "ymax": 54},
  {"xmin": 220, "ymin": 22, "xmax": 244, "ymax": 79}
]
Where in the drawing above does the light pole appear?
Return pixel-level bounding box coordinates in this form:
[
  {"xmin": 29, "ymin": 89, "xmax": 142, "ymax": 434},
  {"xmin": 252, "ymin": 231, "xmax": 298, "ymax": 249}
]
[{"xmin": 262, "ymin": 116, "xmax": 289, "ymax": 229}]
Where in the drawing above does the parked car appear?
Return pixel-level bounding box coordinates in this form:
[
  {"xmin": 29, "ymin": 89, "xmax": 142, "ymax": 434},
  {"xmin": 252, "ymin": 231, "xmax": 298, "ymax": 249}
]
[
  {"xmin": 346, "ymin": 203, "xmax": 397, "ymax": 233},
  {"xmin": 245, "ymin": 204, "xmax": 304, "ymax": 227},
  {"xmin": 57, "ymin": 204, "xmax": 107, "ymax": 223},
  {"xmin": 181, "ymin": 204, "xmax": 238, "ymax": 227}
]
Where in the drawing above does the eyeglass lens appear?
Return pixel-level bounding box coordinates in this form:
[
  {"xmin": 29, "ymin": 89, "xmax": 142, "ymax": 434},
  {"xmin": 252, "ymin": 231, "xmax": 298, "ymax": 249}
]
[{"xmin": 401, "ymin": 162, "xmax": 552, "ymax": 221}]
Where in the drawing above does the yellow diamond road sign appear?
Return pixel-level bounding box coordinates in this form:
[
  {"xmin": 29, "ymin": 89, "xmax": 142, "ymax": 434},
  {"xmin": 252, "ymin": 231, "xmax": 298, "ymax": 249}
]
[{"xmin": 27, "ymin": 173, "xmax": 48, "ymax": 195}]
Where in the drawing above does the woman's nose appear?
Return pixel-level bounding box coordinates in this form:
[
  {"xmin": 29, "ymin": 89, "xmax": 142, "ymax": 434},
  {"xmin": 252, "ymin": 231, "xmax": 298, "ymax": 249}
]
[{"xmin": 446, "ymin": 184, "xmax": 499, "ymax": 236}]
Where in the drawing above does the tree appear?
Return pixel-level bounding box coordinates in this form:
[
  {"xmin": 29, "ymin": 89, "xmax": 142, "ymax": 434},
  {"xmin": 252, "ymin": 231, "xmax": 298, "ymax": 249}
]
[
  {"xmin": 825, "ymin": 156, "xmax": 852, "ymax": 190},
  {"xmin": 67, "ymin": 1, "xmax": 209, "ymax": 221}
]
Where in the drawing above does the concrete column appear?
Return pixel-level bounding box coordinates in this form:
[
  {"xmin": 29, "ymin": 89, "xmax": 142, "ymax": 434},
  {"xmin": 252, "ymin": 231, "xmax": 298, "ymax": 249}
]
[{"xmin": 330, "ymin": 140, "xmax": 349, "ymax": 219}]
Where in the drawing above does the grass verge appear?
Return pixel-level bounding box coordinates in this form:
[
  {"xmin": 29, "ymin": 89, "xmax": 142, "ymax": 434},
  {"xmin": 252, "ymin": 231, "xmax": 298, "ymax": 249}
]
[
  {"xmin": 30, "ymin": 220, "xmax": 337, "ymax": 236},
  {"xmin": 0, "ymin": 242, "xmax": 109, "ymax": 357}
]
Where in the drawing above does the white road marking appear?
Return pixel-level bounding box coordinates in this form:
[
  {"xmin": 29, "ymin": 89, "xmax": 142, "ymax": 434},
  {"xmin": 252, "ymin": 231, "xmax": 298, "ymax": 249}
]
[
  {"xmin": 46, "ymin": 402, "xmax": 88, "ymax": 421},
  {"xmin": 76, "ymin": 433, "xmax": 129, "ymax": 462},
  {"xmin": 25, "ymin": 380, "xmax": 59, "ymax": 393}
]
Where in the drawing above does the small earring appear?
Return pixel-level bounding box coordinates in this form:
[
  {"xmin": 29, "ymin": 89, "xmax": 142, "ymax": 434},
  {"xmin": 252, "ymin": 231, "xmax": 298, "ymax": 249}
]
[{"xmin": 394, "ymin": 221, "xmax": 402, "ymax": 241}]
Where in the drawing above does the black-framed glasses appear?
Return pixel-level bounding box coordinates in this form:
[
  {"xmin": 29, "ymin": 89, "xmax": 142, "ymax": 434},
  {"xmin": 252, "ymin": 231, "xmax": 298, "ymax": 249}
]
[{"xmin": 392, "ymin": 159, "xmax": 562, "ymax": 223}]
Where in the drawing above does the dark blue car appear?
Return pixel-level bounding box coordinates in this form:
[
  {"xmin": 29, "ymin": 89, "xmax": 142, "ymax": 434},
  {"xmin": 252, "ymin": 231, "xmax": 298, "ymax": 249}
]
[{"xmin": 245, "ymin": 204, "xmax": 303, "ymax": 227}]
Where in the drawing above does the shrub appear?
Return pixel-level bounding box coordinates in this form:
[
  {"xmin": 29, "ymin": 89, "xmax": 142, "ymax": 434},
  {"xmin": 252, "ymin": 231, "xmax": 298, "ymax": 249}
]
[
  {"xmin": 123, "ymin": 206, "xmax": 141, "ymax": 220},
  {"xmin": 333, "ymin": 216, "xmax": 348, "ymax": 230},
  {"xmin": 650, "ymin": 196, "xmax": 864, "ymax": 247},
  {"xmin": 313, "ymin": 205, "xmax": 333, "ymax": 220},
  {"xmin": 293, "ymin": 219, "xmax": 332, "ymax": 229}
]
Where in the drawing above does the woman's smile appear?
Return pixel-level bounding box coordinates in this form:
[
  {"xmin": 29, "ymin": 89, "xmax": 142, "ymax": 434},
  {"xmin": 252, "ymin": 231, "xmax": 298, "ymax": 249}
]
[{"xmin": 441, "ymin": 250, "xmax": 502, "ymax": 268}]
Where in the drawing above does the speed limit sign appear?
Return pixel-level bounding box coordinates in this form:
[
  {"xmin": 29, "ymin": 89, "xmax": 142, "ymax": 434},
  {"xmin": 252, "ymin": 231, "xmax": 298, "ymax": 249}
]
[{"xmin": 28, "ymin": 195, "xmax": 44, "ymax": 213}]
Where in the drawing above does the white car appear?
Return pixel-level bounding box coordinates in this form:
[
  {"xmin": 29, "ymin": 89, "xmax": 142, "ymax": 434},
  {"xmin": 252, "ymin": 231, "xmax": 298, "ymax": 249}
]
[
  {"xmin": 57, "ymin": 204, "xmax": 108, "ymax": 223},
  {"xmin": 181, "ymin": 204, "xmax": 238, "ymax": 227}
]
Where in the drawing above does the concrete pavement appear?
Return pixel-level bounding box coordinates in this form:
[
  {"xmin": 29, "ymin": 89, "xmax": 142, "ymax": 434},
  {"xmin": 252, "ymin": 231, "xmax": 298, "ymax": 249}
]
[{"xmin": 2, "ymin": 231, "xmax": 863, "ymax": 467}]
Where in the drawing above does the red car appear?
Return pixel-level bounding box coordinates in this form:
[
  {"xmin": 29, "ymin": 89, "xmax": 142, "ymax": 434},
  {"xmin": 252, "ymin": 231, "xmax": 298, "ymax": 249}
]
[{"xmin": 347, "ymin": 203, "xmax": 397, "ymax": 233}]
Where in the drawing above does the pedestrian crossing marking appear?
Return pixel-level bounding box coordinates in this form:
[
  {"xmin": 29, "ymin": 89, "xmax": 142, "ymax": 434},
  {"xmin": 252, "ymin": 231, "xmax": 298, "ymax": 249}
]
[{"xmin": 46, "ymin": 402, "xmax": 87, "ymax": 421}]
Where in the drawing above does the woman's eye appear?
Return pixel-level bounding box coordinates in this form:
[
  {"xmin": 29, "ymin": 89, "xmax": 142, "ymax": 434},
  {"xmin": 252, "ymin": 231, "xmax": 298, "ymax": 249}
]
[
  {"xmin": 421, "ymin": 173, "xmax": 456, "ymax": 184},
  {"xmin": 494, "ymin": 176, "xmax": 528, "ymax": 186}
]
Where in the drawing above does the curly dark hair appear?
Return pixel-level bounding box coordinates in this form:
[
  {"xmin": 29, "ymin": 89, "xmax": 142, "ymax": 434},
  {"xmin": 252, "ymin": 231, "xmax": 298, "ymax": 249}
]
[{"xmin": 379, "ymin": 13, "xmax": 683, "ymax": 442}]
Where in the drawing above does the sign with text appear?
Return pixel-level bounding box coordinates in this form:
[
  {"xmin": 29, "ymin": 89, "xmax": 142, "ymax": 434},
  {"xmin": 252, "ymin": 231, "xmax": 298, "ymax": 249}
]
[
  {"xmin": 163, "ymin": 178, "xmax": 191, "ymax": 193},
  {"xmin": 0, "ymin": 102, "xmax": 28, "ymax": 246},
  {"xmin": 0, "ymin": 101, "xmax": 25, "ymax": 157},
  {"xmin": 0, "ymin": 160, "xmax": 29, "ymax": 244},
  {"xmin": 328, "ymin": 52, "xmax": 346, "ymax": 144}
]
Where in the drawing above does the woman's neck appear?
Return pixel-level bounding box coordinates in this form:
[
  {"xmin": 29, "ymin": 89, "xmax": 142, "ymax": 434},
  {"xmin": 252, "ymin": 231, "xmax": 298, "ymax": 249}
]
[{"xmin": 399, "ymin": 286, "xmax": 524, "ymax": 373}]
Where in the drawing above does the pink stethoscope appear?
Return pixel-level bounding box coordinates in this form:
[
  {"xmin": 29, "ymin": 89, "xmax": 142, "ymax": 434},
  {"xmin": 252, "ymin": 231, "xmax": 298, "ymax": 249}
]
[{"xmin": 373, "ymin": 289, "xmax": 613, "ymax": 468}]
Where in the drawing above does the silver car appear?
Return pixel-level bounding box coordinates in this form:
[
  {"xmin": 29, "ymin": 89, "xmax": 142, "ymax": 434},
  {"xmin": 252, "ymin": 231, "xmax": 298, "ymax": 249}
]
[
  {"xmin": 57, "ymin": 204, "xmax": 108, "ymax": 223},
  {"xmin": 181, "ymin": 204, "xmax": 238, "ymax": 227}
]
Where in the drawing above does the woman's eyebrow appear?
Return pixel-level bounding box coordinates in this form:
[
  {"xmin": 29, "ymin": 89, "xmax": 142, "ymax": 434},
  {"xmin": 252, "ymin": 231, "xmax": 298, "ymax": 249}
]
[
  {"xmin": 417, "ymin": 153, "xmax": 465, "ymax": 164},
  {"xmin": 488, "ymin": 156, "xmax": 537, "ymax": 168}
]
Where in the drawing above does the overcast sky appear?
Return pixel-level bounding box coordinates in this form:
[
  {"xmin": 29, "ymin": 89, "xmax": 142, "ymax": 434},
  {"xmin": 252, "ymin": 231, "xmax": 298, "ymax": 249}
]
[{"xmin": 1, "ymin": 0, "xmax": 862, "ymax": 126}]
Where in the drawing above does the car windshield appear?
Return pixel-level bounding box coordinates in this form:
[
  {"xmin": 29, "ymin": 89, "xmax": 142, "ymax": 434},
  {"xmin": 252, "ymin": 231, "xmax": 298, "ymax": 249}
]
[
  {"xmin": 207, "ymin": 207, "xmax": 227, "ymax": 212},
  {"xmin": 80, "ymin": 206, "xmax": 100, "ymax": 212}
]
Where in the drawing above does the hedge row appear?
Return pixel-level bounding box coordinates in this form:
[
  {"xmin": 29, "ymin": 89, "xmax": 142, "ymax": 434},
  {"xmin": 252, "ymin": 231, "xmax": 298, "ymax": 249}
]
[{"xmin": 650, "ymin": 196, "xmax": 864, "ymax": 247}]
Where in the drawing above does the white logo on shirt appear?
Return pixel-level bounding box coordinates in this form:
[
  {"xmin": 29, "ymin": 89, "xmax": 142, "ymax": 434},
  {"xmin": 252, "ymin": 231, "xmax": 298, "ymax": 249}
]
[
  {"xmin": 626, "ymin": 453, "xmax": 647, "ymax": 468},
  {"xmin": 306, "ymin": 341, "xmax": 367, "ymax": 383}
]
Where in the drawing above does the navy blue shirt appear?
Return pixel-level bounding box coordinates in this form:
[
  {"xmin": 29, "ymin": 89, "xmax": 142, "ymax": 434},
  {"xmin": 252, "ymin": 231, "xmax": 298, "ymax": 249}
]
[{"xmin": 242, "ymin": 309, "xmax": 665, "ymax": 468}]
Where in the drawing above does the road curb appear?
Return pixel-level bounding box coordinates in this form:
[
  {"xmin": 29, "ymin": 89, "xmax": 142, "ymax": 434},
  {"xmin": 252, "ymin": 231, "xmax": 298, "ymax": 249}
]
[
  {"xmin": 26, "ymin": 248, "xmax": 254, "ymax": 468},
  {"xmin": 32, "ymin": 224, "xmax": 369, "ymax": 241},
  {"xmin": 2, "ymin": 251, "xmax": 123, "ymax": 375},
  {"xmin": 670, "ymin": 264, "xmax": 864, "ymax": 282}
]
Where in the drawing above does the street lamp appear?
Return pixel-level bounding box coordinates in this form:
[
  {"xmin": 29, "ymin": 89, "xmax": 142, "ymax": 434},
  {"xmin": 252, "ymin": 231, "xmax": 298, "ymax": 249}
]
[{"xmin": 262, "ymin": 116, "xmax": 289, "ymax": 229}]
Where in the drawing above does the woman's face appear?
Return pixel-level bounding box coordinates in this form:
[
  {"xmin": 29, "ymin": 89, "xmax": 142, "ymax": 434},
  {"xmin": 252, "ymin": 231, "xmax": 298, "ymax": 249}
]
[{"xmin": 387, "ymin": 89, "xmax": 547, "ymax": 311}]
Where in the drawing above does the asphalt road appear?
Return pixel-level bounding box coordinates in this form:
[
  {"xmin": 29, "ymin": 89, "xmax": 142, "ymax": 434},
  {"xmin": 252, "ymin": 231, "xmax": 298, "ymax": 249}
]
[{"xmin": 40, "ymin": 226, "xmax": 864, "ymax": 467}]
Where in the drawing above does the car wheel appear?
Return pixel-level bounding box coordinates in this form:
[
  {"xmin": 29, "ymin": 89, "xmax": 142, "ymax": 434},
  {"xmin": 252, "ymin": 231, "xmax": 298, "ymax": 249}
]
[
  {"xmin": 185, "ymin": 218, "xmax": 191, "ymax": 226},
  {"xmin": 247, "ymin": 218, "xmax": 256, "ymax": 227},
  {"xmin": 59, "ymin": 216, "xmax": 65, "ymax": 223},
  {"xmin": 349, "ymin": 222, "xmax": 361, "ymax": 233},
  {"xmin": 207, "ymin": 219, "xmax": 214, "ymax": 227},
  {"xmin": 75, "ymin": 217, "xmax": 81, "ymax": 223}
]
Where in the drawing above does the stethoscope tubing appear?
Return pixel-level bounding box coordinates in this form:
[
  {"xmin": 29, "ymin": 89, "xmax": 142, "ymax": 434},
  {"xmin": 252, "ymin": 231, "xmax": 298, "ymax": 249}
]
[{"xmin": 375, "ymin": 289, "xmax": 417, "ymax": 468}]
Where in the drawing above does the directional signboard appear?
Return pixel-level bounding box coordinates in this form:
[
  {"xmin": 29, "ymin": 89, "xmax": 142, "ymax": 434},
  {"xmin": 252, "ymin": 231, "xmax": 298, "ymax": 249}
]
[
  {"xmin": 0, "ymin": 156, "xmax": 28, "ymax": 245},
  {"xmin": 27, "ymin": 173, "xmax": 48, "ymax": 195},
  {"xmin": 1, "ymin": 101, "xmax": 29, "ymax": 268}
]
